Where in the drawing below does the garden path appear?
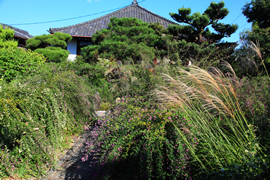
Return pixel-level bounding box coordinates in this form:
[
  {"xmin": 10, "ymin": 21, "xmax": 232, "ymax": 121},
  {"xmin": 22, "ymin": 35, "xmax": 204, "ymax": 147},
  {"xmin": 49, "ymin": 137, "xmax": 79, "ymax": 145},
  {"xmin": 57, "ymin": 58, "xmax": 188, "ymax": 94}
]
[{"xmin": 33, "ymin": 111, "xmax": 106, "ymax": 180}]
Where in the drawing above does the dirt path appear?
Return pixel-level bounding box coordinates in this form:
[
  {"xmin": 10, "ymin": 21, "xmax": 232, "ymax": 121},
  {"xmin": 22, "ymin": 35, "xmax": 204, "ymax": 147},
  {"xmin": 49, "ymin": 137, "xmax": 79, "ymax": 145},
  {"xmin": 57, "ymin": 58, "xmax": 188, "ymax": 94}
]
[{"xmin": 42, "ymin": 111, "xmax": 106, "ymax": 180}]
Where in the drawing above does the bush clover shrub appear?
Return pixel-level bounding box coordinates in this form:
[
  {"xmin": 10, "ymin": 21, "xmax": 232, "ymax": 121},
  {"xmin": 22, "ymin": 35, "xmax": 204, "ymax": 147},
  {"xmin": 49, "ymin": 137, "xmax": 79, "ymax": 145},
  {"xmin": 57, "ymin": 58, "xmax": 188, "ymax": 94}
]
[
  {"xmin": 83, "ymin": 96, "xmax": 197, "ymax": 179},
  {"xmin": 236, "ymin": 76, "xmax": 270, "ymax": 155},
  {"xmin": 0, "ymin": 47, "xmax": 46, "ymax": 82},
  {"xmin": 0, "ymin": 66, "xmax": 95, "ymax": 178},
  {"xmin": 236, "ymin": 76, "xmax": 269, "ymax": 119}
]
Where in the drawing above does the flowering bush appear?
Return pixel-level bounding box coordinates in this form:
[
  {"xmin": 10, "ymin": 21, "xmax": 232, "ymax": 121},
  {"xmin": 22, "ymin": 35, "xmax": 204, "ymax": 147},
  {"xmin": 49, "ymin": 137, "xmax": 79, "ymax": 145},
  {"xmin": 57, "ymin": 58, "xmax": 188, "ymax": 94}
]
[
  {"xmin": 82, "ymin": 96, "xmax": 196, "ymax": 179},
  {"xmin": 0, "ymin": 67, "xmax": 95, "ymax": 178},
  {"xmin": 236, "ymin": 76, "xmax": 270, "ymax": 152},
  {"xmin": 237, "ymin": 76, "xmax": 269, "ymax": 119}
]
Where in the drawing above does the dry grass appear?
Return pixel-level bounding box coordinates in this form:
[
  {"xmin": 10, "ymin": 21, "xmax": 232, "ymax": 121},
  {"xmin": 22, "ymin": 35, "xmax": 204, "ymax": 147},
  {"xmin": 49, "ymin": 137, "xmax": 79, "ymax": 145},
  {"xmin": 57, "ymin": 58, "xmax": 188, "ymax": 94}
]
[
  {"xmin": 154, "ymin": 62, "xmax": 259, "ymax": 171},
  {"xmin": 250, "ymin": 41, "xmax": 269, "ymax": 78},
  {"xmin": 156, "ymin": 62, "xmax": 240, "ymax": 118}
]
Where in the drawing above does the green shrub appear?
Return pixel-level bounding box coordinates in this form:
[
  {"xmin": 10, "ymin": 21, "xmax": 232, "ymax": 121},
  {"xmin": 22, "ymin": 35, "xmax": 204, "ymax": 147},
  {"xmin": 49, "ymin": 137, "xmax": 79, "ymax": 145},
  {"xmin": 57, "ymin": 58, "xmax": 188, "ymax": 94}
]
[
  {"xmin": 0, "ymin": 67, "xmax": 95, "ymax": 178},
  {"xmin": 0, "ymin": 47, "xmax": 46, "ymax": 82},
  {"xmin": 43, "ymin": 59, "xmax": 113, "ymax": 103},
  {"xmin": 194, "ymin": 154, "xmax": 270, "ymax": 179},
  {"xmin": 0, "ymin": 25, "xmax": 18, "ymax": 48},
  {"xmin": 98, "ymin": 102, "xmax": 111, "ymax": 111},
  {"xmin": 34, "ymin": 46, "xmax": 69, "ymax": 63},
  {"xmin": 83, "ymin": 96, "xmax": 194, "ymax": 179},
  {"xmin": 26, "ymin": 32, "xmax": 72, "ymax": 50},
  {"xmin": 26, "ymin": 32, "xmax": 72, "ymax": 63},
  {"xmin": 105, "ymin": 64, "xmax": 160, "ymax": 101},
  {"xmin": 236, "ymin": 76, "xmax": 270, "ymax": 154}
]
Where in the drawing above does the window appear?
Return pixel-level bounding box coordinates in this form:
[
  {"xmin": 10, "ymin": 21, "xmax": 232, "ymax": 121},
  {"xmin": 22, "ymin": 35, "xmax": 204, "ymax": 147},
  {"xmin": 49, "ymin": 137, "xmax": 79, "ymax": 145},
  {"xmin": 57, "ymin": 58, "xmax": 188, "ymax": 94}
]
[{"xmin": 77, "ymin": 38, "xmax": 93, "ymax": 55}]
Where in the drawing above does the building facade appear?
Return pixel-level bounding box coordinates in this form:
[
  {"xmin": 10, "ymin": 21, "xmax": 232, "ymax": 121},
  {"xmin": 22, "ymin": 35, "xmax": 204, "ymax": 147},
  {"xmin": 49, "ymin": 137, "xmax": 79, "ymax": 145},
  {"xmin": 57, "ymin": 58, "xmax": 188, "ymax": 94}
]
[
  {"xmin": 49, "ymin": 0, "xmax": 177, "ymax": 61},
  {"xmin": 1, "ymin": 23, "xmax": 34, "ymax": 47}
]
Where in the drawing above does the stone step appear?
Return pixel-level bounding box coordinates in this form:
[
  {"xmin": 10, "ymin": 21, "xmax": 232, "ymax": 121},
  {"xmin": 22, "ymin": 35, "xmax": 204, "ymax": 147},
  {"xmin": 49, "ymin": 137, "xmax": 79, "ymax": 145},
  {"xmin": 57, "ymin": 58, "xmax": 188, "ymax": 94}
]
[{"xmin": 95, "ymin": 111, "xmax": 106, "ymax": 117}]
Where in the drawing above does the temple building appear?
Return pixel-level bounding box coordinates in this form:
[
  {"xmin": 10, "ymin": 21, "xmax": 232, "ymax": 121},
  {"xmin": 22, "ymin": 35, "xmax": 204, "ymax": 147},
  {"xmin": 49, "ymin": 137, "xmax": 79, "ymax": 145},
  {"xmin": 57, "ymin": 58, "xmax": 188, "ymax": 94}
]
[
  {"xmin": 49, "ymin": 0, "xmax": 177, "ymax": 61},
  {"xmin": 1, "ymin": 23, "xmax": 33, "ymax": 47}
]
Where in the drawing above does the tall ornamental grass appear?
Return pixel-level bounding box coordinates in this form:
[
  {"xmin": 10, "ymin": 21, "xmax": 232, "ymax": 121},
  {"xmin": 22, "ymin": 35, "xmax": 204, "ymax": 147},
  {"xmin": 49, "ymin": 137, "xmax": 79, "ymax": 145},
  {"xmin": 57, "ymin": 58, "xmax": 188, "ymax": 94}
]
[
  {"xmin": 0, "ymin": 68, "xmax": 95, "ymax": 178},
  {"xmin": 155, "ymin": 63, "xmax": 260, "ymax": 174}
]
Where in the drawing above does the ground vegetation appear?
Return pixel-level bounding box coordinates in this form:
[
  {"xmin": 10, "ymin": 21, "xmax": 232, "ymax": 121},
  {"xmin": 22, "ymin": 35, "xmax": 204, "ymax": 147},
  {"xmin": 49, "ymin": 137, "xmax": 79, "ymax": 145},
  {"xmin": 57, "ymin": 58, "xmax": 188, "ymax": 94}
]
[{"xmin": 0, "ymin": 2, "xmax": 269, "ymax": 179}]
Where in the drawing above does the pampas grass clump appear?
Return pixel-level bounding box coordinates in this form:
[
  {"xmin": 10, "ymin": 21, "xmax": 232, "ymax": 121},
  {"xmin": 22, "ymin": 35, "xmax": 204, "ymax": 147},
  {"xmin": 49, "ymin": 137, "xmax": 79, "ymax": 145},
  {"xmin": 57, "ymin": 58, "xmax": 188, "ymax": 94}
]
[{"xmin": 155, "ymin": 62, "xmax": 260, "ymax": 172}]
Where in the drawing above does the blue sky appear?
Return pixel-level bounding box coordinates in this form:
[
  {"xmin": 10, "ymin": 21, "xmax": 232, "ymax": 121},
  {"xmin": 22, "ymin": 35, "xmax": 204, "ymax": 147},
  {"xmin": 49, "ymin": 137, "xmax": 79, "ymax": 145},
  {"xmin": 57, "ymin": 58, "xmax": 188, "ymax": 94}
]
[{"xmin": 0, "ymin": 0, "xmax": 252, "ymax": 44}]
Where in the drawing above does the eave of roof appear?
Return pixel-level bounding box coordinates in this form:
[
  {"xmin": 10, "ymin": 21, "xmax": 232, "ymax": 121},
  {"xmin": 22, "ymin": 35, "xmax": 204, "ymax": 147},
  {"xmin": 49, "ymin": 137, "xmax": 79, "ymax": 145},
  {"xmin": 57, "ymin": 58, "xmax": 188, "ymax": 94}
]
[
  {"xmin": 1, "ymin": 23, "xmax": 34, "ymax": 39},
  {"xmin": 49, "ymin": 3, "xmax": 178, "ymax": 37}
]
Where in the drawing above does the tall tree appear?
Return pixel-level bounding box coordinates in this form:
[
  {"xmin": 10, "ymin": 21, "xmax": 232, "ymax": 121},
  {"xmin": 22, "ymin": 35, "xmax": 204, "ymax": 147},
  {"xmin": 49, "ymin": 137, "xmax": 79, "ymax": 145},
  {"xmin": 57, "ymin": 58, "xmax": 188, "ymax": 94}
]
[
  {"xmin": 239, "ymin": 22, "xmax": 270, "ymax": 71},
  {"xmin": 81, "ymin": 17, "xmax": 164, "ymax": 63},
  {"xmin": 242, "ymin": 0, "xmax": 270, "ymax": 29},
  {"xmin": 241, "ymin": 0, "xmax": 270, "ymax": 73},
  {"xmin": 168, "ymin": 1, "xmax": 238, "ymax": 45}
]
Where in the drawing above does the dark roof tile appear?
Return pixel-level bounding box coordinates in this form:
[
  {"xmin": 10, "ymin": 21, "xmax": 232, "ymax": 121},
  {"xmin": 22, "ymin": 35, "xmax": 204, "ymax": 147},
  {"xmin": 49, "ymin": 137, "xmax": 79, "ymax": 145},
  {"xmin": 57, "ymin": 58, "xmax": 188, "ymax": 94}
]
[
  {"xmin": 1, "ymin": 23, "xmax": 33, "ymax": 39},
  {"xmin": 49, "ymin": 3, "xmax": 177, "ymax": 37}
]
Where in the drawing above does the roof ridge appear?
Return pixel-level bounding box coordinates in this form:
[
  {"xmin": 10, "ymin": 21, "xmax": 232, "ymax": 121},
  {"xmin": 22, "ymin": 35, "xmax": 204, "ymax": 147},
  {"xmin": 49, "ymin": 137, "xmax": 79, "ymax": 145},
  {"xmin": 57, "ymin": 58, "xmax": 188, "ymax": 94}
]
[
  {"xmin": 50, "ymin": 5, "xmax": 131, "ymax": 31},
  {"xmin": 1, "ymin": 23, "xmax": 33, "ymax": 38},
  {"xmin": 136, "ymin": 5, "xmax": 178, "ymax": 25},
  {"xmin": 132, "ymin": 0, "xmax": 138, "ymax": 5},
  {"xmin": 50, "ymin": 3, "xmax": 178, "ymax": 32},
  {"xmin": 14, "ymin": 30, "xmax": 32, "ymax": 39},
  {"xmin": 1, "ymin": 23, "xmax": 28, "ymax": 34}
]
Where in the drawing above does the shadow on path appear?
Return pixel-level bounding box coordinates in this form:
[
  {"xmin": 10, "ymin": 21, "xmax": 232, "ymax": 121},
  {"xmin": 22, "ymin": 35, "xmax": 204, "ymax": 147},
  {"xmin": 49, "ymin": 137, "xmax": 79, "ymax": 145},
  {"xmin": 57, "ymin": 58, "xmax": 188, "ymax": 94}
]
[{"xmin": 45, "ymin": 128, "xmax": 101, "ymax": 180}]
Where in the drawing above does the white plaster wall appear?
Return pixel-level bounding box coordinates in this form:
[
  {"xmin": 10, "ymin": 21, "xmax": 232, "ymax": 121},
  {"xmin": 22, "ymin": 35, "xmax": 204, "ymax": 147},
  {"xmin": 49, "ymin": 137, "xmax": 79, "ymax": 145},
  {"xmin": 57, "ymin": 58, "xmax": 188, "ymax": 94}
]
[
  {"xmin": 67, "ymin": 39, "xmax": 77, "ymax": 61},
  {"xmin": 67, "ymin": 54, "xmax": 77, "ymax": 61}
]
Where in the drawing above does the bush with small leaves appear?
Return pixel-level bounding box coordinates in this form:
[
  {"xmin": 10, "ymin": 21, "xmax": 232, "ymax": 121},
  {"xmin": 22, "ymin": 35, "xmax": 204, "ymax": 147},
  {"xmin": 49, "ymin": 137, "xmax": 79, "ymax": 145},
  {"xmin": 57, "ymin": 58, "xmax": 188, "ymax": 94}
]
[
  {"xmin": 83, "ymin": 96, "xmax": 196, "ymax": 179},
  {"xmin": 0, "ymin": 47, "xmax": 46, "ymax": 82},
  {"xmin": 0, "ymin": 25, "xmax": 18, "ymax": 48}
]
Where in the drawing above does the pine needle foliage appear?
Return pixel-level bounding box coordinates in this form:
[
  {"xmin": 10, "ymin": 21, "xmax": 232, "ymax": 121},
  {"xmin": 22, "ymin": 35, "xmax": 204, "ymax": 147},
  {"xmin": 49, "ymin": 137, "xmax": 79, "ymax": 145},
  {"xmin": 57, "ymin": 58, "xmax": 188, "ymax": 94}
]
[
  {"xmin": 169, "ymin": 1, "xmax": 238, "ymax": 45},
  {"xmin": 81, "ymin": 17, "xmax": 163, "ymax": 63},
  {"xmin": 26, "ymin": 32, "xmax": 72, "ymax": 63}
]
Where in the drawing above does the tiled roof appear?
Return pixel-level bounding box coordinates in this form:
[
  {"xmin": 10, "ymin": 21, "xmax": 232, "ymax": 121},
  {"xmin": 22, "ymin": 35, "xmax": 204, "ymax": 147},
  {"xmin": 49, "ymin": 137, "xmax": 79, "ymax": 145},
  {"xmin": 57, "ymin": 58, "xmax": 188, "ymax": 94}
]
[
  {"xmin": 49, "ymin": 3, "xmax": 178, "ymax": 37},
  {"xmin": 1, "ymin": 23, "xmax": 34, "ymax": 39}
]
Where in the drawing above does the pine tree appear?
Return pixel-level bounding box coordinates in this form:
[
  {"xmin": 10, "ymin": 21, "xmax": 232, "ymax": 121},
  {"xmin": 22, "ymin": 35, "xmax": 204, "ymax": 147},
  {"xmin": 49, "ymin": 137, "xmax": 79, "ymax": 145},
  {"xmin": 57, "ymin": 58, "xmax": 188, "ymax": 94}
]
[
  {"xmin": 81, "ymin": 17, "xmax": 164, "ymax": 63},
  {"xmin": 26, "ymin": 32, "xmax": 72, "ymax": 62},
  {"xmin": 239, "ymin": 22, "xmax": 270, "ymax": 71},
  {"xmin": 168, "ymin": 1, "xmax": 238, "ymax": 45},
  {"xmin": 240, "ymin": 0, "xmax": 270, "ymax": 73},
  {"xmin": 242, "ymin": 0, "xmax": 270, "ymax": 29}
]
